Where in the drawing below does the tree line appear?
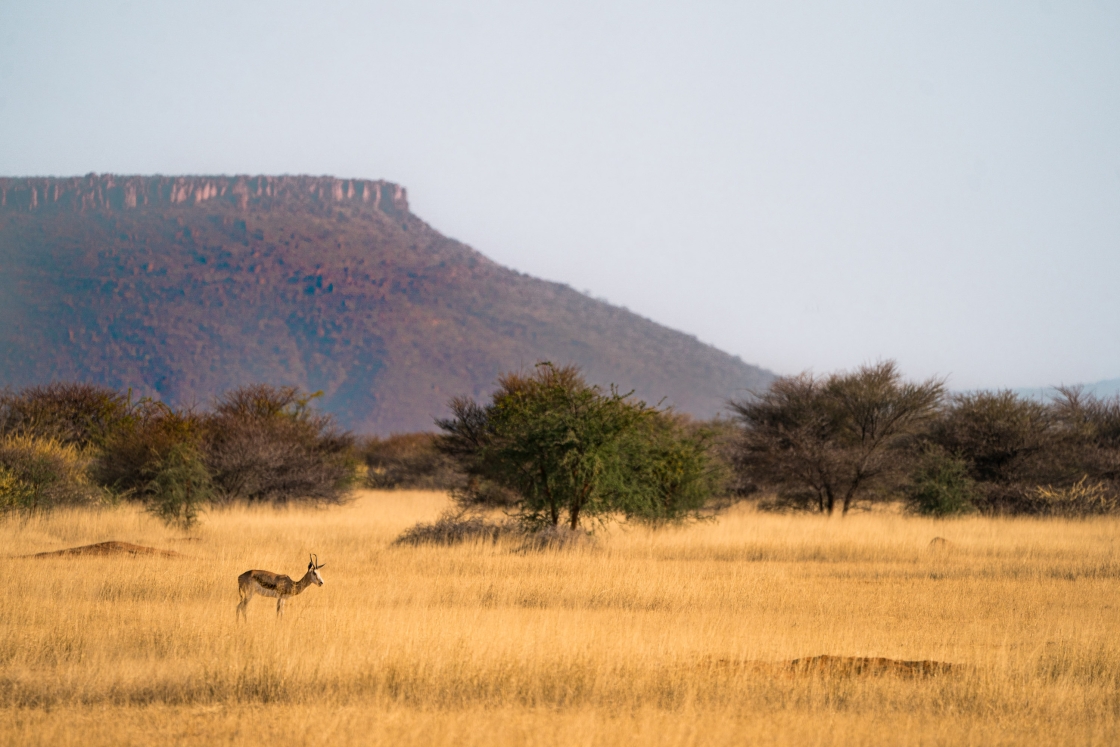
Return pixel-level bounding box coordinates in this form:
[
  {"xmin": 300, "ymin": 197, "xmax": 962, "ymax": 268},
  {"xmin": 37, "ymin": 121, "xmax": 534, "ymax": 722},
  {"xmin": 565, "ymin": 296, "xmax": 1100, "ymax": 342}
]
[
  {"xmin": 4, "ymin": 360, "xmax": 1119, "ymax": 533},
  {"xmin": 731, "ymin": 361, "xmax": 1120, "ymax": 516},
  {"xmin": 0, "ymin": 383, "xmax": 356, "ymax": 528},
  {"xmin": 375, "ymin": 360, "xmax": 1120, "ymax": 522}
]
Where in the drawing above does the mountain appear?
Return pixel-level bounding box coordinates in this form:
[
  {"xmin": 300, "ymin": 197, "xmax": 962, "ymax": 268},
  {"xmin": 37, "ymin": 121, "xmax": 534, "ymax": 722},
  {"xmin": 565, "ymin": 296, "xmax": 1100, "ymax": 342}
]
[{"xmin": 0, "ymin": 174, "xmax": 774, "ymax": 434}]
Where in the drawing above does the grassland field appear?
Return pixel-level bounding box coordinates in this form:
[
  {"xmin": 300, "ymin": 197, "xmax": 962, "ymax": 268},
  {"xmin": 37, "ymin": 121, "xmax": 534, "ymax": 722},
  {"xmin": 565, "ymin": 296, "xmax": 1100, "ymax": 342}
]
[{"xmin": 2, "ymin": 490, "xmax": 1119, "ymax": 746}]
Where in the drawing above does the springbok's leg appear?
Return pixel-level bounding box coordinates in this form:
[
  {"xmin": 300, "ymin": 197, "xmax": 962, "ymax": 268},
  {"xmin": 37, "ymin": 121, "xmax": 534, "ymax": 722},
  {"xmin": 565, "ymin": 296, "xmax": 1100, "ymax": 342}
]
[
  {"xmin": 236, "ymin": 587, "xmax": 253, "ymax": 621},
  {"xmin": 276, "ymin": 597, "xmax": 285, "ymax": 619}
]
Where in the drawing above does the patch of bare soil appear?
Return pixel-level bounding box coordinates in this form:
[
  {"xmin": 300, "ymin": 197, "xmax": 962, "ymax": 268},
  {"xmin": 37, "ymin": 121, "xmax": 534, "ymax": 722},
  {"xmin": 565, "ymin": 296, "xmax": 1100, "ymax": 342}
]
[
  {"xmin": 694, "ymin": 655, "xmax": 958, "ymax": 678},
  {"xmin": 21, "ymin": 541, "xmax": 183, "ymax": 558}
]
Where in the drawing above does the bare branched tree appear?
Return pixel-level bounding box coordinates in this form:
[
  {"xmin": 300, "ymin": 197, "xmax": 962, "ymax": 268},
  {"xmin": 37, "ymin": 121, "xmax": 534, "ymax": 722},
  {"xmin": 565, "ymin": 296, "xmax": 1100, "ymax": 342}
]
[
  {"xmin": 203, "ymin": 385, "xmax": 356, "ymax": 504},
  {"xmin": 730, "ymin": 361, "xmax": 944, "ymax": 515}
]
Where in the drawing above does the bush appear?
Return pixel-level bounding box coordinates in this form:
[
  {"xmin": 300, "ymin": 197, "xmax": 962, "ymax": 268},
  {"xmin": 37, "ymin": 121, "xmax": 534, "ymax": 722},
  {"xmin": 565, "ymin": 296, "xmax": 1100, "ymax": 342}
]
[
  {"xmin": 903, "ymin": 388, "xmax": 1120, "ymax": 516},
  {"xmin": 362, "ymin": 432, "xmax": 462, "ymax": 490},
  {"xmin": 0, "ymin": 434, "xmax": 103, "ymax": 513},
  {"xmin": 929, "ymin": 391, "xmax": 1059, "ymax": 489},
  {"xmin": 393, "ymin": 512, "xmax": 510, "ymax": 546},
  {"xmin": 1050, "ymin": 387, "xmax": 1120, "ymax": 486},
  {"xmin": 1032, "ymin": 476, "xmax": 1119, "ymax": 517},
  {"xmin": 907, "ymin": 447, "xmax": 976, "ymax": 516},
  {"xmin": 0, "ymin": 383, "xmax": 129, "ymax": 448},
  {"xmin": 203, "ymin": 385, "xmax": 357, "ymax": 504},
  {"xmin": 143, "ymin": 442, "xmax": 213, "ymax": 530},
  {"xmin": 94, "ymin": 401, "xmax": 204, "ymax": 497},
  {"xmin": 698, "ymin": 416, "xmax": 751, "ymax": 500}
]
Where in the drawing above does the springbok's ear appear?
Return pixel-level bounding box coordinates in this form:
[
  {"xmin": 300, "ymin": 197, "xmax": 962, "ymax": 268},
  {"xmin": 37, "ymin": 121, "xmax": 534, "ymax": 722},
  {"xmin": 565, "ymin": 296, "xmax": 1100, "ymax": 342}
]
[
  {"xmin": 308, "ymin": 561, "xmax": 314, "ymax": 570},
  {"xmin": 317, "ymin": 563, "xmax": 326, "ymax": 570}
]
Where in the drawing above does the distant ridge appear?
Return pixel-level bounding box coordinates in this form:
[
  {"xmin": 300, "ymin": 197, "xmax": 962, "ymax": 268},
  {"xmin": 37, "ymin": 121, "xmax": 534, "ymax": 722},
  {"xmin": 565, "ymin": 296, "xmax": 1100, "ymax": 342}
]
[
  {"xmin": 0, "ymin": 174, "xmax": 774, "ymax": 433},
  {"xmin": 1013, "ymin": 378, "xmax": 1120, "ymax": 402}
]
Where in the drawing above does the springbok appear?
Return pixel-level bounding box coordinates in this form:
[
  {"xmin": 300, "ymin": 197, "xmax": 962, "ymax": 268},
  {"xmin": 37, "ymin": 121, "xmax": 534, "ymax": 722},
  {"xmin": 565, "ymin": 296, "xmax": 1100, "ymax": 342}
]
[{"xmin": 237, "ymin": 554, "xmax": 325, "ymax": 620}]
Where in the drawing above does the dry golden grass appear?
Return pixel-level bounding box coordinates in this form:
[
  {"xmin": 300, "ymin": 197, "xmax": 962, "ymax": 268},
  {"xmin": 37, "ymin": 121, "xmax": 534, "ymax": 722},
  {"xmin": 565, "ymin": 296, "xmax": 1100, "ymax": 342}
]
[{"xmin": 2, "ymin": 490, "xmax": 1119, "ymax": 746}]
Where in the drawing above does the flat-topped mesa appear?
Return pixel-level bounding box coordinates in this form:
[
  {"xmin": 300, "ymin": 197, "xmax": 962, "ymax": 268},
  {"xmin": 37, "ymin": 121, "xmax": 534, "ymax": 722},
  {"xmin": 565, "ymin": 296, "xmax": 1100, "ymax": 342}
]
[{"xmin": 0, "ymin": 174, "xmax": 409, "ymax": 216}]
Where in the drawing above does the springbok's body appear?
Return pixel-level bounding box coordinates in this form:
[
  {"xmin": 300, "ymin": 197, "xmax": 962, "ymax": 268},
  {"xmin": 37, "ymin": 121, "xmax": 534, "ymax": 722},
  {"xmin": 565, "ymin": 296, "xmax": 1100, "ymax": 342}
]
[{"xmin": 237, "ymin": 555, "xmax": 325, "ymax": 619}]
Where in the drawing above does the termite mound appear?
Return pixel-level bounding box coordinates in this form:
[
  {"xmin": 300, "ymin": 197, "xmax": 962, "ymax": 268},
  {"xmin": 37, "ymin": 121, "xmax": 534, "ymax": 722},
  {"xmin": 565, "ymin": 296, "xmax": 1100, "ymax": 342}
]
[{"xmin": 21, "ymin": 541, "xmax": 183, "ymax": 558}]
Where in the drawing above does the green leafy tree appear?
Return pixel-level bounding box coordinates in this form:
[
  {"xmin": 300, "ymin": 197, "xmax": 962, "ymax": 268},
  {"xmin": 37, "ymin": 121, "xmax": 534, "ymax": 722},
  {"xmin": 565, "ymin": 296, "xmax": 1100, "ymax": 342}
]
[
  {"xmin": 438, "ymin": 363, "xmax": 713, "ymax": 530},
  {"xmin": 616, "ymin": 415, "xmax": 723, "ymax": 523}
]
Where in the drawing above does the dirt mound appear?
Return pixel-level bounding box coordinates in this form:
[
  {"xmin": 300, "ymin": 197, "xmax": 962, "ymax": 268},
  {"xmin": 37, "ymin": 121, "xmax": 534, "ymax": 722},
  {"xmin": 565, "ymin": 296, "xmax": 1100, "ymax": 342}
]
[
  {"xmin": 695, "ymin": 655, "xmax": 957, "ymax": 678},
  {"xmin": 784, "ymin": 655, "xmax": 956, "ymax": 677},
  {"xmin": 23, "ymin": 541, "xmax": 183, "ymax": 558}
]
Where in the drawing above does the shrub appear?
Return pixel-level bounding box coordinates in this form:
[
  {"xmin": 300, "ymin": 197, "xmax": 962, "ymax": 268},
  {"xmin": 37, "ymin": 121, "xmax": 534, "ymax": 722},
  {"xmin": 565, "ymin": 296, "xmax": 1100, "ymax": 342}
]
[
  {"xmin": 393, "ymin": 512, "xmax": 510, "ymax": 546},
  {"xmin": 362, "ymin": 432, "xmax": 462, "ymax": 490},
  {"xmin": 203, "ymin": 385, "xmax": 357, "ymax": 504},
  {"xmin": 698, "ymin": 416, "xmax": 751, "ymax": 500},
  {"xmin": 907, "ymin": 447, "xmax": 976, "ymax": 516},
  {"xmin": 0, "ymin": 382, "xmax": 129, "ymax": 448},
  {"xmin": 94, "ymin": 401, "xmax": 204, "ymax": 497},
  {"xmin": 0, "ymin": 434, "xmax": 103, "ymax": 513},
  {"xmin": 143, "ymin": 442, "xmax": 213, "ymax": 530},
  {"xmin": 1033, "ymin": 476, "xmax": 1119, "ymax": 517}
]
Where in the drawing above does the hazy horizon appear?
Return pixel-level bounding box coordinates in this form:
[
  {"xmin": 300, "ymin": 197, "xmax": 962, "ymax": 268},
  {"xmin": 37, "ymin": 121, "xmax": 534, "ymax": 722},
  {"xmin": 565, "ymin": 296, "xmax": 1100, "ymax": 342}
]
[{"xmin": 2, "ymin": 1, "xmax": 1117, "ymax": 391}]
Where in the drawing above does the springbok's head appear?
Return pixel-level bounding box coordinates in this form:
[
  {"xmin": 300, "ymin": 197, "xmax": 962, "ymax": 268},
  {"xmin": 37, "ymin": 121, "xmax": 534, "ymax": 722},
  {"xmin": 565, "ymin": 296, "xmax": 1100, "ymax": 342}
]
[{"xmin": 308, "ymin": 554, "xmax": 325, "ymax": 585}]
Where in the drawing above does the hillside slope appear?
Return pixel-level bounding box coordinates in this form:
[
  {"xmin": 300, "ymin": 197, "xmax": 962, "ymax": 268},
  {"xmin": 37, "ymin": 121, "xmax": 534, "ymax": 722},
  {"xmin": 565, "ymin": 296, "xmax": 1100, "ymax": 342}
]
[{"xmin": 0, "ymin": 175, "xmax": 773, "ymax": 433}]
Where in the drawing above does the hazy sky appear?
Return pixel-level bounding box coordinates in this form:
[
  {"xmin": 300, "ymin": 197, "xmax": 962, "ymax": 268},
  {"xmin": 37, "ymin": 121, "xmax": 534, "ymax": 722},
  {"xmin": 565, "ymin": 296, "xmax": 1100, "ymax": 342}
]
[{"xmin": 2, "ymin": 1, "xmax": 1118, "ymax": 389}]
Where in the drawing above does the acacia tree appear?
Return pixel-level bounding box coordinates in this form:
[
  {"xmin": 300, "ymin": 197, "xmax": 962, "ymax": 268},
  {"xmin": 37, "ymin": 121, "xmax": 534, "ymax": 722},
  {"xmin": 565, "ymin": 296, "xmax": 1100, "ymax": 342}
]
[
  {"xmin": 730, "ymin": 361, "xmax": 944, "ymax": 515},
  {"xmin": 437, "ymin": 363, "xmax": 713, "ymax": 530}
]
